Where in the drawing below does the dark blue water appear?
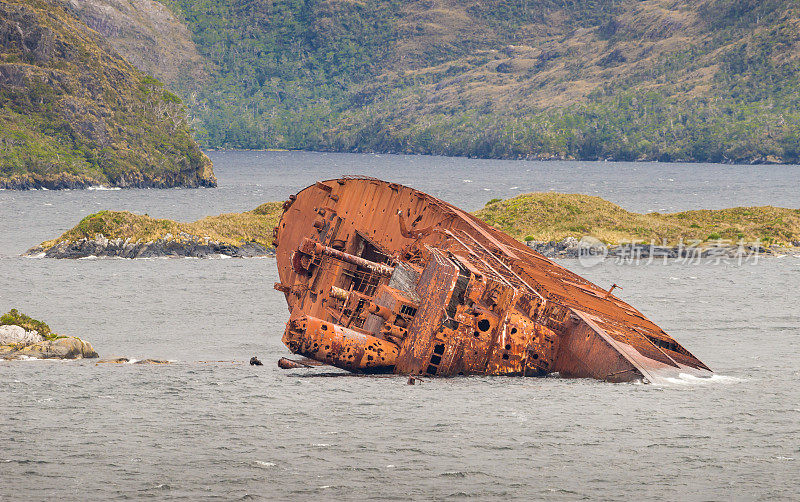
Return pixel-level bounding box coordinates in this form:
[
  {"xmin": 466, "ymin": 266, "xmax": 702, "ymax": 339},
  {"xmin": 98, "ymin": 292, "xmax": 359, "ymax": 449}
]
[{"xmin": 1, "ymin": 152, "xmax": 798, "ymax": 500}]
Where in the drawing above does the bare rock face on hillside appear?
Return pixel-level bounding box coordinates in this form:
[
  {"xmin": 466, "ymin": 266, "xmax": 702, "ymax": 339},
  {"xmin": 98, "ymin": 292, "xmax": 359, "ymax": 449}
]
[{"xmin": 65, "ymin": 0, "xmax": 210, "ymax": 87}]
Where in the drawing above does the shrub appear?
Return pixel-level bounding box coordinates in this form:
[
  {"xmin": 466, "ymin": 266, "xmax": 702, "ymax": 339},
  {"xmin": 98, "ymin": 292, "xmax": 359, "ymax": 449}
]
[{"xmin": 0, "ymin": 309, "xmax": 54, "ymax": 339}]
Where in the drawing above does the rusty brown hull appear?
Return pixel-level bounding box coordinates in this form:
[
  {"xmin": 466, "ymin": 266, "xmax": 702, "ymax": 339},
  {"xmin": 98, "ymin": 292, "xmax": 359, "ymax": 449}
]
[{"xmin": 272, "ymin": 178, "xmax": 712, "ymax": 383}]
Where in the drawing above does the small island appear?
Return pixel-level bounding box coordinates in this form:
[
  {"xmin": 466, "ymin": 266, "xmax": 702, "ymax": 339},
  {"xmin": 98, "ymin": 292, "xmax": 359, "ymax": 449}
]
[
  {"xmin": 26, "ymin": 194, "xmax": 800, "ymax": 259},
  {"xmin": 475, "ymin": 193, "xmax": 800, "ymax": 258},
  {"xmin": 0, "ymin": 309, "xmax": 98, "ymax": 360},
  {"xmin": 26, "ymin": 202, "xmax": 283, "ymax": 258}
]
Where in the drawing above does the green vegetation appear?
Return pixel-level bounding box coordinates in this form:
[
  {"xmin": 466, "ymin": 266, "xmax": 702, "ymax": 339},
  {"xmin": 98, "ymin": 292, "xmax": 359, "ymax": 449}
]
[
  {"xmin": 151, "ymin": 0, "xmax": 799, "ymax": 163},
  {"xmin": 38, "ymin": 195, "xmax": 800, "ymax": 254},
  {"xmin": 475, "ymin": 193, "xmax": 800, "ymax": 245},
  {"xmin": 40, "ymin": 202, "xmax": 284, "ymax": 250},
  {"xmin": 0, "ymin": 0, "xmax": 215, "ymax": 188},
  {"xmin": 0, "ymin": 309, "xmax": 58, "ymax": 340}
]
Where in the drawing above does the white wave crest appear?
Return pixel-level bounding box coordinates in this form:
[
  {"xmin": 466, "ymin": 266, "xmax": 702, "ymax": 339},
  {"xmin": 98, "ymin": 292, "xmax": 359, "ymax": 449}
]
[
  {"xmin": 659, "ymin": 373, "xmax": 743, "ymax": 386},
  {"xmin": 87, "ymin": 186, "xmax": 121, "ymax": 191}
]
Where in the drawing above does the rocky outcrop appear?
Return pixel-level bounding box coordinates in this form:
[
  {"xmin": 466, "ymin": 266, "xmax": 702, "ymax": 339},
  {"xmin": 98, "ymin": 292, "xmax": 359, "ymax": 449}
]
[
  {"xmin": 1, "ymin": 309, "xmax": 99, "ymax": 360},
  {"xmin": 0, "ymin": 336, "xmax": 98, "ymax": 360},
  {"xmin": 1, "ymin": 337, "xmax": 98, "ymax": 359},
  {"xmin": 0, "ymin": 173, "xmax": 103, "ymax": 190},
  {"xmin": 26, "ymin": 233, "xmax": 273, "ymax": 259},
  {"xmin": 0, "ymin": 325, "xmax": 43, "ymax": 345},
  {"xmin": 65, "ymin": 0, "xmax": 210, "ymax": 88},
  {"xmin": 96, "ymin": 357, "xmax": 171, "ymax": 364},
  {"xmin": 526, "ymin": 237, "xmax": 793, "ymax": 260}
]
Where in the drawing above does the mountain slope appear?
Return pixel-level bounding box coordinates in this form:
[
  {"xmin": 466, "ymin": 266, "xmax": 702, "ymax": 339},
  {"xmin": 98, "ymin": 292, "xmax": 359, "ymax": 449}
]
[
  {"xmin": 159, "ymin": 0, "xmax": 800, "ymax": 163},
  {"xmin": 65, "ymin": 0, "xmax": 210, "ymax": 88},
  {"xmin": 0, "ymin": 0, "xmax": 216, "ymax": 189}
]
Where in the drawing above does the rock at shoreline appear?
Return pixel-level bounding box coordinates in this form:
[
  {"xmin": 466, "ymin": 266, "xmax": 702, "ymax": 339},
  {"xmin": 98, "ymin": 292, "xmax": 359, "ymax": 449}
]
[
  {"xmin": 95, "ymin": 357, "xmax": 172, "ymax": 364},
  {"xmin": 26, "ymin": 205, "xmax": 282, "ymax": 259},
  {"xmin": 97, "ymin": 357, "xmax": 131, "ymax": 364},
  {"xmin": 526, "ymin": 237, "xmax": 790, "ymax": 260},
  {"xmin": 0, "ymin": 173, "xmax": 103, "ymax": 191},
  {"xmin": 1, "ymin": 309, "xmax": 98, "ymax": 360},
  {"xmin": 134, "ymin": 359, "xmax": 171, "ymax": 364},
  {"xmin": 26, "ymin": 233, "xmax": 274, "ymax": 259},
  {"xmin": 0, "ymin": 337, "xmax": 98, "ymax": 360}
]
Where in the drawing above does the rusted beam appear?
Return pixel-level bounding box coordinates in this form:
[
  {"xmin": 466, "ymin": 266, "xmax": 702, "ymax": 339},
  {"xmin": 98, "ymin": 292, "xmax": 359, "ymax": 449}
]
[
  {"xmin": 302, "ymin": 238, "xmax": 395, "ymax": 276},
  {"xmin": 277, "ymin": 357, "xmax": 312, "ymax": 369}
]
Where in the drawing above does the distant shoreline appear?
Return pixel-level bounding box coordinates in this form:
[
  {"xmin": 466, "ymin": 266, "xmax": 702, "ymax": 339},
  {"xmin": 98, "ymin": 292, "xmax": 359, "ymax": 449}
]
[
  {"xmin": 3, "ymin": 152, "xmax": 797, "ymax": 192},
  {"xmin": 203, "ymin": 148, "xmax": 800, "ymax": 166}
]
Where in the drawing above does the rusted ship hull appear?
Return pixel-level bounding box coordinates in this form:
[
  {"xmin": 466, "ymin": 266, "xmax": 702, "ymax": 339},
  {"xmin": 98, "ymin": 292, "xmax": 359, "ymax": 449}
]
[{"xmin": 273, "ymin": 178, "xmax": 712, "ymax": 383}]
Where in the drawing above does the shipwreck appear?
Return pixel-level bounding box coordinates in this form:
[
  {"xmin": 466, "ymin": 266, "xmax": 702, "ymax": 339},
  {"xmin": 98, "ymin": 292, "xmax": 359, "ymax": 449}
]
[{"xmin": 273, "ymin": 178, "xmax": 711, "ymax": 383}]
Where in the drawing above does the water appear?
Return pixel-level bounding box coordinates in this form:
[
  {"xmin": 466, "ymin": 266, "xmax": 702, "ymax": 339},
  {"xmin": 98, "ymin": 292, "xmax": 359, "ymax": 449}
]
[{"xmin": 1, "ymin": 152, "xmax": 799, "ymax": 500}]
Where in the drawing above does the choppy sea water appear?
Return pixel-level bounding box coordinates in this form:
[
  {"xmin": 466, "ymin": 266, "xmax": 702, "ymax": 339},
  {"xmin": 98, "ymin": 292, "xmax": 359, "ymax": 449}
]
[{"xmin": 1, "ymin": 152, "xmax": 799, "ymax": 500}]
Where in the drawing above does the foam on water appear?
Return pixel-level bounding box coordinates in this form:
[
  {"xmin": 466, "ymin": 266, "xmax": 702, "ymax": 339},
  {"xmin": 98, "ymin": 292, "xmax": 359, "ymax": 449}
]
[{"xmin": 659, "ymin": 373, "xmax": 745, "ymax": 386}]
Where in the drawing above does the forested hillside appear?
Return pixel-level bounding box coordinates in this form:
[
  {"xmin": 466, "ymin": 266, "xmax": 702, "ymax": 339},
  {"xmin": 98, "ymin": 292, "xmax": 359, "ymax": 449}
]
[
  {"xmin": 0, "ymin": 0, "xmax": 216, "ymax": 189},
  {"xmin": 159, "ymin": 0, "xmax": 800, "ymax": 163}
]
